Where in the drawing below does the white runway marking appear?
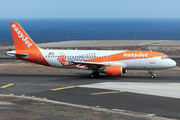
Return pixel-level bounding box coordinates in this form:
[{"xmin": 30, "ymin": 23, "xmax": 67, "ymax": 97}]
[{"xmin": 78, "ymin": 82, "xmax": 180, "ymax": 99}]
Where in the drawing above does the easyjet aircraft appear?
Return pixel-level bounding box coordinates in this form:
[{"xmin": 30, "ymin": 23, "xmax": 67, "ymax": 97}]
[{"xmin": 6, "ymin": 22, "xmax": 176, "ymax": 78}]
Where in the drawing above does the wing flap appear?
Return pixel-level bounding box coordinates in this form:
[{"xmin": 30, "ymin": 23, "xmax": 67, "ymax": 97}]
[{"xmin": 72, "ymin": 61, "xmax": 127, "ymax": 68}]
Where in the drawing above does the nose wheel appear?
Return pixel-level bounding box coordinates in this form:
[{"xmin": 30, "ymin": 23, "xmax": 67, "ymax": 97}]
[
  {"xmin": 150, "ymin": 74, "xmax": 156, "ymax": 79},
  {"xmin": 149, "ymin": 70, "xmax": 156, "ymax": 79}
]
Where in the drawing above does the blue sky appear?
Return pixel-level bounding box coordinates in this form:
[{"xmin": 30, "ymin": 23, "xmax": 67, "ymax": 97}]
[{"xmin": 0, "ymin": 0, "xmax": 180, "ymax": 18}]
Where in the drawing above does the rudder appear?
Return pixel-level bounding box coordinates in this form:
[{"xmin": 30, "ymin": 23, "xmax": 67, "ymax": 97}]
[
  {"xmin": 8, "ymin": 22, "xmax": 51, "ymax": 66},
  {"xmin": 9, "ymin": 22, "xmax": 39, "ymax": 51}
]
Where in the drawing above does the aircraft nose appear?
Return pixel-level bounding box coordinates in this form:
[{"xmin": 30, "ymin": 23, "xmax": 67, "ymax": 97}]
[{"xmin": 170, "ymin": 59, "xmax": 176, "ymax": 67}]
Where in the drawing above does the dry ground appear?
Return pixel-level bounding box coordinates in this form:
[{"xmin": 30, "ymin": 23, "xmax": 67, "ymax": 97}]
[
  {"xmin": 0, "ymin": 95, "xmax": 170, "ymax": 120},
  {"xmin": 1, "ymin": 41, "xmax": 180, "ymax": 57}
]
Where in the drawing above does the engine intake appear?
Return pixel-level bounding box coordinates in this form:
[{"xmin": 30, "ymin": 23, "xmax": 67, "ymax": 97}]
[{"xmin": 122, "ymin": 69, "xmax": 127, "ymax": 74}]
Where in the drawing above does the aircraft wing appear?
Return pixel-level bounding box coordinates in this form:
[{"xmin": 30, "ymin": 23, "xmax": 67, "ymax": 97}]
[
  {"xmin": 71, "ymin": 61, "xmax": 127, "ymax": 68},
  {"xmin": 72, "ymin": 61, "xmax": 106, "ymax": 66}
]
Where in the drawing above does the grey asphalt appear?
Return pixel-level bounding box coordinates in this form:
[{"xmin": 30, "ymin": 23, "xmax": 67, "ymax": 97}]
[
  {"xmin": 0, "ymin": 57, "xmax": 28, "ymax": 63},
  {"xmin": 0, "ymin": 73, "xmax": 180, "ymax": 119}
]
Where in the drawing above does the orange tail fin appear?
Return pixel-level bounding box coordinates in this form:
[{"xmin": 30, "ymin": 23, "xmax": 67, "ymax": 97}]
[
  {"xmin": 8, "ymin": 22, "xmax": 50, "ymax": 66},
  {"xmin": 9, "ymin": 22, "xmax": 39, "ymax": 51}
]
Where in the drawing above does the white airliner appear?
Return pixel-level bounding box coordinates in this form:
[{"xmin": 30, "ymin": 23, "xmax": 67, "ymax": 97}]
[{"xmin": 6, "ymin": 22, "xmax": 176, "ymax": 78}]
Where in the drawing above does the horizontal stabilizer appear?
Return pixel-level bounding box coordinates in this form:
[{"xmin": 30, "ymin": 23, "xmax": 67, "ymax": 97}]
[{"xmin": 6, "ymin": 51, "xmax": 29, "ymax": 58}]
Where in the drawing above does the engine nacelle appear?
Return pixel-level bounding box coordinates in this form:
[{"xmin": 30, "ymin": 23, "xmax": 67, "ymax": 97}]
[
  {"xmin": 99, "ymin": 66, "xmax": 123, "ymax": 76},
  {"xmin": 122, "ymin": 69, "xmax": 127, "ymax": 74}
]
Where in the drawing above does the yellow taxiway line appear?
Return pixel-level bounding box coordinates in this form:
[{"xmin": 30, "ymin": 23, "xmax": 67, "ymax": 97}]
[
  {"xmin": 91, "ymin": 90, "xmax": 124, "ymax": 95},
  {"xmin": 51, "ymin": 86, "xmax": 76, "ymax": 91},
  {"xmin": 19, "ymin": 83, "xmax": 68, "ymax": 86},
  {"xmin": 0, "ymin": 83, "xmax": 68, "ymax": 87},
  {"xmin": 0, "ymin": 83, "xmax": 14, "ymax": 88}
]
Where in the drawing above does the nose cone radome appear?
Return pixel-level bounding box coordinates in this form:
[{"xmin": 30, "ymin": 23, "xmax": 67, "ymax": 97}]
[{"xmin": 170, "ymin": 59, "xmax": 177, "ymax": 67}]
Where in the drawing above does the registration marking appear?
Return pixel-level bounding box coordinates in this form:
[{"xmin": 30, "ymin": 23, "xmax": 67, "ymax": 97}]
[
  {"xmin": 0, "ymin": 83, "xmax": 14, "ymax": 88},
  {"xmin": 51, "ymin": 86, "xmax": 76, "ymax": 91},
  {"xmin": 91, "ymin": 90, "xmax": 124, "ymax": 95}
]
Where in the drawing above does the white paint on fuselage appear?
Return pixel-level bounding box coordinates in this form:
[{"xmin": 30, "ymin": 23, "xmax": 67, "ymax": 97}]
[
  {"xmin": 40, "ymin": 49, "xmax": 176, "ymax": 70},
  {"xmin": 41, "ymin": 49, "xmax": 125, "ymax": 67},
  {"xmin": 122, "ymin": 57, "xmax": 176, "ymax": 70}
]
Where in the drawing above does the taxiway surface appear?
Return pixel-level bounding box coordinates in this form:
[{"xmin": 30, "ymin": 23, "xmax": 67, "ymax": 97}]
[{"xmin": 0, "ymin": 73, "xmax": 180, "ymax": 119}]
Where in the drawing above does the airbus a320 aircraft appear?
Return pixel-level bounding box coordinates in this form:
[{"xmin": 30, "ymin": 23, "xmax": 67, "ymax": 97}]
[{"xmin": 6, "ymin": 22, "xmax": 176, "ymax": 78}]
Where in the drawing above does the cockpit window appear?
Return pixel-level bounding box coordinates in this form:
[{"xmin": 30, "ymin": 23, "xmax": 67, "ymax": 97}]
[{"xmin": 161, "ymin": 56, "xmax": 170, "ymax": 59}]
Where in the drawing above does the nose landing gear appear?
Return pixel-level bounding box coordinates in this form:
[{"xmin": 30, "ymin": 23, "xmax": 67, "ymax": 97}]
[
  {"xmin": 150, "ymin": 74, "xmax": 156, "ymax": 79},
  {"xmin": 149, "ymin": 70, "xmax": 156, "ymax": 79}
]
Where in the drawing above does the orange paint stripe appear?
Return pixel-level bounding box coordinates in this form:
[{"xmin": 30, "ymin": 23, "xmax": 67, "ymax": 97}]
[{"xmin": 85, "ymin": 51, "xmax": 166, "ymax": 63}]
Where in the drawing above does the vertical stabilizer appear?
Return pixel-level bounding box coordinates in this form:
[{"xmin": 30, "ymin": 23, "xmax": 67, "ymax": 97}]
[
  {"xmin": 9, "ymin": 22, "xmax": 39, "ymax": 51},
  {"xmin": 8, "ymin": 22, "xmax": 50, "ymax": 66}
]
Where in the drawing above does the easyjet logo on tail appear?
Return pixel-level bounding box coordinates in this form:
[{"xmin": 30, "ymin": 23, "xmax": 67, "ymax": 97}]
[{"xmin": 12, "ymin": 24, "xmax": 32, "ymax": 48}]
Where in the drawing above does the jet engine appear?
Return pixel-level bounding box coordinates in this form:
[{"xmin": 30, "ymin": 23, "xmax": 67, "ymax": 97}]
[
  {"xmin": 122, "ymin": 69, "xmax": 127, "ymax": 74},
  {"xmin": 99, "ymin": 66, "xmax": 123, "ymax": 76}
]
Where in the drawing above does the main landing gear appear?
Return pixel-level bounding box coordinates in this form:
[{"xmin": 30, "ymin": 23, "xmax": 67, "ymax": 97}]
[{"xmin": 89, "ymin": 71, "xmax": 99, "ymax": 78}]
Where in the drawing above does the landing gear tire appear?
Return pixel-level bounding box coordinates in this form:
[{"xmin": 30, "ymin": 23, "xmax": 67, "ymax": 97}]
[
  {"xmin": 89, "ymin": 72, "xmax": 99, "ymax": 78},
  {"xmin": 149, "ymin": 70, "xmax": 156, "ymax": 79},
  {"xmin": 89, "ymin": 73, "xmax": 95, "ymax": 78},
  {"xmin": 94, "ymin": 72, "xmax": 99, "ymax": 77},
  {"xmin": 150, "ymin": 75, "xmax": 155, "ymax": 79}
]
